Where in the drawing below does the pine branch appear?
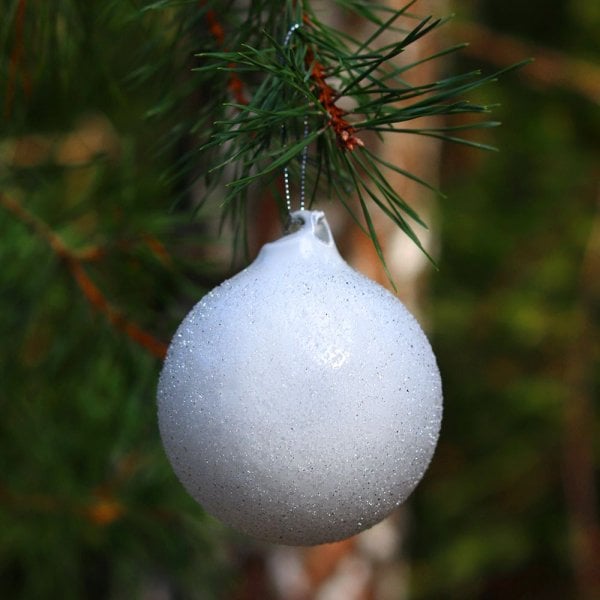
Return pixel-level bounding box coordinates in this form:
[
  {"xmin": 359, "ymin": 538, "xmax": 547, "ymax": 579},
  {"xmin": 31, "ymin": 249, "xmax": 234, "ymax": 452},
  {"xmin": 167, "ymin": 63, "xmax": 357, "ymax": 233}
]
[
  {"xmin": 202, "ymin": 1, "xmax": 249, "ymax": 105},
  {"xmin": 185, "ymin": 0, "xmax": 529, "ymax": 263},
  {"xmin": 0, "ymin": 193, "xmax": 168, "ymax": 359}
]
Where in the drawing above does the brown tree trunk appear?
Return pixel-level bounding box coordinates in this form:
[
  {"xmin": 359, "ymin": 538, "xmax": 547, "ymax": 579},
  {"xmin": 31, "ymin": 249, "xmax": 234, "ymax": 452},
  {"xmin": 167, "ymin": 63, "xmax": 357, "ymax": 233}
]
[
  {"xmin": 261, "ymin": 2, "xmax": 447, "ymax": 599},
  {"xmin": 562, "ymin": 190, "xmax": 600, "ymax": 600}
]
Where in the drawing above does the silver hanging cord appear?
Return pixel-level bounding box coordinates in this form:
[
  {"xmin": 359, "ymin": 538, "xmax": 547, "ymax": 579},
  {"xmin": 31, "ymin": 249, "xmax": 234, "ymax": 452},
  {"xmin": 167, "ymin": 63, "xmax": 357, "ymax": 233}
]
[
  {"xmin": 283, "ymin": 22, "xmax": 301, "ymax": 47},
  {"xmin": 282, "ymin": 23, "xmax": 309, "ymax": 213}
]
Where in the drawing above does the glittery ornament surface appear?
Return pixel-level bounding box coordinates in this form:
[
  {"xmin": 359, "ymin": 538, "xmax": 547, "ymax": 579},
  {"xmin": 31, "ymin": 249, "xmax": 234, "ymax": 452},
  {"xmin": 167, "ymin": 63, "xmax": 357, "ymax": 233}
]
[{"xmin": 157, "ymin": 211, "xmax": 442, "ymax": 545}]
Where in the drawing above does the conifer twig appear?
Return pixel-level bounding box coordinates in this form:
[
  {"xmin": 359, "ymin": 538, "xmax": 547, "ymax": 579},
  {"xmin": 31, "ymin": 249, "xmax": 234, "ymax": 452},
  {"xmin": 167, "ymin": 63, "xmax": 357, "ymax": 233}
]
[
  {"xmin": 201, "ymin": 0, "xmax": 248, "ymax": 105},
  {"xmin": 193, "ymin": 0, "xmax": 529, "ymax": 270},
  {"xmin": 0, "ymin": 193, "xmax": 168, "ymax": 359},
  {"xmin": 305, "ymin": 46, "xmax": 364, "ymax": 151}
]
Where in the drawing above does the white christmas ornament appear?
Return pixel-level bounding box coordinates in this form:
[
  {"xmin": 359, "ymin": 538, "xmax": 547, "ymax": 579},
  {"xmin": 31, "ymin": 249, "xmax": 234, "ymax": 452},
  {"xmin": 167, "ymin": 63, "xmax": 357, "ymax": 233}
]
[{"xmin": 157, "ymin": 210, "xmax": 442, "ymax": 546}]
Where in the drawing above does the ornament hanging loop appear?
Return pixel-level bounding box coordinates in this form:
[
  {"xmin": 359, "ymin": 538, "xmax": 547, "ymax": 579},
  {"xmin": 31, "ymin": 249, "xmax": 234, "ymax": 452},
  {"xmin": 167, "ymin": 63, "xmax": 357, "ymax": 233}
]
[
  {"xmin": 285, "ymin": 210, "xmax": 333, "ymax": 246},
  {"xmin": 281, "ymin": 22, "xmax": 309, "ymax": 214}
]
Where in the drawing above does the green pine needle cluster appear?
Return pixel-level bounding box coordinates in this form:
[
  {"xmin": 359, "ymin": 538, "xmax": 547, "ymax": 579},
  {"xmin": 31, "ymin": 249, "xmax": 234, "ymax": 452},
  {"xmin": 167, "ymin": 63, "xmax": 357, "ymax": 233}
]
[{"xmin": 191, "ymin": 0, "xmax": 528, "ymax": 265}]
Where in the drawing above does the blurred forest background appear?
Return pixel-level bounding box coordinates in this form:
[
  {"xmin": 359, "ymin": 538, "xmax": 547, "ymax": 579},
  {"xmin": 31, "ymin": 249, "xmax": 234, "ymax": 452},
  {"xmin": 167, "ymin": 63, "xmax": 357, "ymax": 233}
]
[{"xmin": 0, "ymin": 0, "xmax": 598, "ymax": 599}]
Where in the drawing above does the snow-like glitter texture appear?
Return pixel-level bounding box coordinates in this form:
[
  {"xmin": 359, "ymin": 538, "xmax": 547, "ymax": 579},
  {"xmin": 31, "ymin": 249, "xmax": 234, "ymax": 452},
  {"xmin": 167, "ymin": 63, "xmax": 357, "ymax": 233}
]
[{"xmin": 157, "ymin": 211, "xmax": 442, "ymax": 545}]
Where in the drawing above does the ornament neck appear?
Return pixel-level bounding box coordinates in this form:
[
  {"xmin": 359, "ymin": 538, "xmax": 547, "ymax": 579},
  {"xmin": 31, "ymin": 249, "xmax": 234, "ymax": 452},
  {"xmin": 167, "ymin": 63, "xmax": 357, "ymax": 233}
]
[
  {"xmin": 256, "ymin": 210, "xmax": 342, "ymax": 265},
  {"xmin": 286, "ymin": 210, "xmax": 333, "ymax": 246}
]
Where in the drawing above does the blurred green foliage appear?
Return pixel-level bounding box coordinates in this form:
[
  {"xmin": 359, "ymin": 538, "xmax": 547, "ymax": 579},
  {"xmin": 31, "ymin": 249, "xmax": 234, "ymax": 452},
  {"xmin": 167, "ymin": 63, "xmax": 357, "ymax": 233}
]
[
  {"xmin": 410, "ymin": 1, "xmax": 599, "ymax": 598},
  {"xmin": 1, "ymin": 0, "xmax": 598, "ymax": 599},
  {"xmin": 1, "ymin": 1, "xmax": 233, "ymax": 598}
]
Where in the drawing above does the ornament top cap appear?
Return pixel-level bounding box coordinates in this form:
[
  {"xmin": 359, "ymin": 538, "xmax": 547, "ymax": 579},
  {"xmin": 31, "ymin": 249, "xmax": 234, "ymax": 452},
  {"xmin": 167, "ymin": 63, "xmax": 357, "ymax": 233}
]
[
  {"xmin": 256, "ymin": 210, "xmax": 343, "ymax": 266},
  {"xmin": 286, "ymin": 210, "xmax": 333, "ymax": 246}
]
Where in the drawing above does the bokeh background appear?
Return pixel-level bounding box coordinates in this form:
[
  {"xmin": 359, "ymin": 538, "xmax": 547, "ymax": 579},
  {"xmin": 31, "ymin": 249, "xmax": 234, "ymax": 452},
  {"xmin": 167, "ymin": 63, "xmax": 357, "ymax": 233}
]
[{"xmin": 1, "ymin": 1, "xmax": 598, "ymax": 599}]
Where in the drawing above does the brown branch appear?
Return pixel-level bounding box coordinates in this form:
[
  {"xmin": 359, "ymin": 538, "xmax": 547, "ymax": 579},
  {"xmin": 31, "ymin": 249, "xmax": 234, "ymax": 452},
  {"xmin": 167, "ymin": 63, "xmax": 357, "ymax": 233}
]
[
  {"xmin": 0, "ymin": 193, "xmax": 168, "ymax": 359},
  {"xmin": 0, "ymin": 481, "xmax": 185, "ymax": 527},
  {"xmin": 4, "ymin": 0, "xmax": 30, "ymax": 119},
  {"xmin": 305, "ymin": 46, "xmax": 364, "ymax": 151},
  {"xmin": 0, "ymin": 482, "xmax": 124, "ymax": 527},
  {"xmin": 85, "ymin": 452, "xmax": 145, "ymax": 526},
  {"xmin": 201, "ymin": 6, "xmax": 364, "ymax": 145},
  {"xmin": 204, "ymin": 7, "xmax": 225, "ymax": 45},
  {"xmin": 453, "ymin": 21, "xmax": 600, "ymax": 104},
  {"xmin": 202, "ymin": 2, "xmax": 248, "ymax": 105}
]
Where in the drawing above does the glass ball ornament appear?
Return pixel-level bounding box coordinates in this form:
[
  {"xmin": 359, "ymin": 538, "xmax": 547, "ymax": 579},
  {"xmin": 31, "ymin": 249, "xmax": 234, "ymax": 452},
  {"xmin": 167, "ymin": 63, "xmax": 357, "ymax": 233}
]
[{"xmin": 157, "ymin": 210, "xmax": 442, "ymax": 545}]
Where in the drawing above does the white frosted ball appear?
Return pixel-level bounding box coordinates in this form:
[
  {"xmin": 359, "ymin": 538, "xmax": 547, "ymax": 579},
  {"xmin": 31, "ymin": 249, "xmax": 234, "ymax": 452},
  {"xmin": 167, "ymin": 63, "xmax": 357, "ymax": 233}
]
[{"xmin": 157, "ymin": 210, "xmax": 442, "ymax": 546}]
